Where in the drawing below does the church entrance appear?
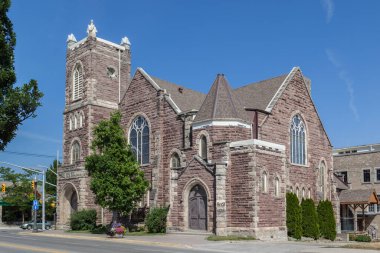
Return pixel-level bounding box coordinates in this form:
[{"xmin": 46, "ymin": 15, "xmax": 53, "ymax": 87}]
[
  {"xmin": 188, "ymin": 185, "xmax": 207, "ymax": 230},
  {"xmin": 59, "ymin": 184, "xmax": 79, "ymax": 226}
]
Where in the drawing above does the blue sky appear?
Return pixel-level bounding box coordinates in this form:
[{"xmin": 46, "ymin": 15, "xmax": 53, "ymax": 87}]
[{"xmin": 1, "ymin": 0, "xmax": 380, "ymax": 169}]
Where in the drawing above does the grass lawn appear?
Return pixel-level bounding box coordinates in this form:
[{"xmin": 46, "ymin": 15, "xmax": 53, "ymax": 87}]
[
  {"xmin": 207, "ymin": 235, "xmax": 256, "ymax": 241},
  {"xmin": 65, "ymin": 230, "xmax": 91, "ymax": 233},
  {"xmin": 343, "ymin": 242, "xmax": 380, "ymax": 250}
]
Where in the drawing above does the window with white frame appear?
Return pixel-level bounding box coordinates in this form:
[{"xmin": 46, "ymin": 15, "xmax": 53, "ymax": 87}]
[
  {"xmin": 199, "ymin": 135, "xmax": 207, "ymax": 161},
  {"xmin": 71, "ymin": 141, "xmax": 80, "ymax": 164},
  {"xmin": 170, "ymin": 153, "xmax": 180, "ymax": 168},
  {"xmin": 72, "ymin": 64, "xmax": 83, "ymax": 100},
  {"xmin": 369, "ymin": 204, "xmax": 375, "ymax": 213},
  {"xmin": 129, "ymin": 116, "xmax": 150, "ymax": 164},
  {"xmin": 290, "ymin": 114, "xmax": 306, "ymax": 165},
  {"xmin": 262, "ymin": 172, "xmax": 267, "ymax": 192},
  {"xmin": 376, "ymin": 168, "xmax": 380, "ymax": 182},
  {"xmin": 275, "ymin": 177, "xmax": 280, "ymax": 197}
]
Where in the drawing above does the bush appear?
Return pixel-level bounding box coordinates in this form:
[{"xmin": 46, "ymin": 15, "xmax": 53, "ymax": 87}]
[
  {"xmin": 355, "ymin": 234, "xmax": 371, "ymax": 242},
  {"xmin": 70, "ymin": 209, "xmax": 97, "ymax": 231},
  {"xmin": 317, "ymin": 200, "xmax": 336, "ymax": 241},
  {"xmin": 286, "ymin": 193, "xmax": 302, "ymax": 239},
  {"xmin": 145, "ymin": 207, "xmax": 169, "ymax": 233},
  {"xmin": 91, "ymin": 224, "xmax": 108, "ymax": 234},
  {"xmin": 301, "ymin": 198, "xmax": 319, "ymax": 240}
]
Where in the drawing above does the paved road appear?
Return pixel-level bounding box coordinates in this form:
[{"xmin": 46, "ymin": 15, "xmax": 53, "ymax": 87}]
[{"xmin": 0, "ymin": 229, "xmax": 378, "ymax": 253}]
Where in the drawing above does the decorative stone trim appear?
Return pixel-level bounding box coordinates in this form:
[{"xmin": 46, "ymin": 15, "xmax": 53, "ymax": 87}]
[
  {"xmin": 230, "ymin": 139, "xmax": 285, "ymax": 152},
  {"xmin": 192, "ymin": 120, "xmax": 251, "ymax": 130}
]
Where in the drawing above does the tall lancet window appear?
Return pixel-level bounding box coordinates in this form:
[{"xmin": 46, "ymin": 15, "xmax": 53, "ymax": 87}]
[
  {"xmin": 73, "ymin": 64, "xmax": 83, "ymax": 100},
  {"xmin": 290, "ymin": 114, "xmax": 307, "ymax": 165},
  {"xmin": 129, "ymin": 116, "xmax": 150, "ymax": 165}
]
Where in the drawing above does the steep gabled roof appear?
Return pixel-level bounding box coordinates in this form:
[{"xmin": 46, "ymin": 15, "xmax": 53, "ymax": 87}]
[
  {"xmin": 234, "ymin": 74, "xmax": 288, "ymax": 111},
  {"xmin": 194, "ymin": 74, "xmax": 249, "ymax": 123},
  {"xmin": 151, "ymin": 77, "xmax": 206, "ymax": 112},
  {"xmin": 339, "ymin": 189, "xmax": 379, "ymax": 205}
]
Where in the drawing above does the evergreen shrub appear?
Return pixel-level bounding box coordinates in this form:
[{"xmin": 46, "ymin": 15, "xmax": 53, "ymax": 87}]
[
  {"xmin": 317, "ymin": 200, "xmax": 336, "ymax": 241},
  {"xmin": 70, "ymin": 209, "xmax": 97, "ymax": 231},
  {"xmin": 286, "ymin": 192, "xmax": 302, "ymax": 239},
  {"xmin": 301, "ymin": 198, "xmax": 319, "ymax": 239},
  {"xmin": 145, "ymin": 207, "xmax": 169, "ymax": 233}
]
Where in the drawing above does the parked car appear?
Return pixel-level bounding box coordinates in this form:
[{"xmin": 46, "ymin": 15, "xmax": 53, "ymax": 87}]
[{"xmin": 20, "ymin": 220, "xmax": 52, "ymax": 230}]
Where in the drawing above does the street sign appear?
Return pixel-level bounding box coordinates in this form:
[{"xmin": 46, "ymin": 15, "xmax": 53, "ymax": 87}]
[
  {"xmin": 33, "ymin": 204, "xmax": 39, "ymax": 210},
  {"xmin": 33, "ymin": 200, "xmax": 38, "ymax": 206}
]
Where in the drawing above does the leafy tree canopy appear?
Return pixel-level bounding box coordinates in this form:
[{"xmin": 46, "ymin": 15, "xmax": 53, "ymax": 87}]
[
  {"xmin": 0, "ymin": 0, "xmax": 43, "ymax": 150},
  {"xmin": 0, "ymin": 167, "xmax": 36, "ymax": 221},
  {"xmin": 85, "ymin": 111, "xmax": 149, "ymax": 216}
]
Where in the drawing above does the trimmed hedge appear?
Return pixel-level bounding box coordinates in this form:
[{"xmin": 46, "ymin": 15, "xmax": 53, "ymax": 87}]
[
  {"xmin": 317, "ymin": 200, "xmax": 336, "ymax": 241},
  {"xmin": 301, "ymin": 198, "xmax": 319, "ymax": 240},
  {"xmin": 145, "ymin": 207, "xmax": 169, "ymax": 233},
  {"xmin": 70, "ymin": 209, "xmax": 97, "ymax": 231},
  {"xmin": 286, "ymin": 193, "xmax": 302, "ymax": 239}
]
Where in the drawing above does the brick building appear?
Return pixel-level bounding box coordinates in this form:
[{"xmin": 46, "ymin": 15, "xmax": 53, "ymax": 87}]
[
  {"xmin": 334, "ymin": 144, "xmax": 380, "ymax": 233},
  {"xmin": 57, "ymin": 21, "xmax": 338, "ymax": 240}
]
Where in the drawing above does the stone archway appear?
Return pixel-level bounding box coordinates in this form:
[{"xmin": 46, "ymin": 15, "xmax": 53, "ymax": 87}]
[
  {"xmin": 188, "ymin": 185, "xmax": 207, "ymax": 230},
  {"xmin": 59, "ymin": 183, "xmax": 79, "ymax": 226}
]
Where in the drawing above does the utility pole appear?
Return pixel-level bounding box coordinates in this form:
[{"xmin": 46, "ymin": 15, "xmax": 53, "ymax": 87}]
[
  {"xmin": 33, "ymin": 176, "xmax": 37, "ymax": 232},
  {"xmin": 42, "ymin": 170, "xmax": 45, "ymax": 231}
]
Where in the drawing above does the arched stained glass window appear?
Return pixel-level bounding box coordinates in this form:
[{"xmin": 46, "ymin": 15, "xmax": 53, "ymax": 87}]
[
  {"xmin": 199, "ymin": 135, "xmax": 207, "ymax": 160},
  {"xmin": 73, "ymin": 64, "xmax": 83, "ymax": 100},
  {"xmin": 319, "ymin": 161, "xmax": 326, "ymax": 200},
  {"xmin": 170, "ymin": 153, "xmax": 180, "ymax": 168},
  {"xmin": 129, "ymin": 116, "xmax": 150, "ymax": 164},
  {"xmin": 262, "ymin": 172, "xmax": 267, "ymax": 192},
  {"xmin": 290, "ymin": 114, "xmax": 306, "ymax": 165},
  {"xmin": 71, "ymin": 141, "xmax": 80, "ymax": 164},
  {"xmin": 275, "ymin": 177, "xmax": 280, "ymax": 197}
]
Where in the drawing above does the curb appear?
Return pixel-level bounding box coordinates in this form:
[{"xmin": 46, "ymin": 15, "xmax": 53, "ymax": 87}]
[{"xmin": 18, "ymin": 231, "xmax": 192, "ymax": 249}]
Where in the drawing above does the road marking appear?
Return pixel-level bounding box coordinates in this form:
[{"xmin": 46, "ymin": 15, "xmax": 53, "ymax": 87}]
[{"xmin": 0, "ymin": 242, "xmax": 69, "ymax": 253}]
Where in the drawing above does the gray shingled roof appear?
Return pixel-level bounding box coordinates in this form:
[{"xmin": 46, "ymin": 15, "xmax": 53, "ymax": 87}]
[
  {"xmin": 234, "ymin": 75, "xmax": 287, "ymax": 111},
  {"xmin": 339, "ymin": 189, "xmax": 379, "ymax": 204},
  {"xmin": 194, "ymin": 74, "xmax": 249, "ymax": 123},
  {"xmin": 151, "ymin": 77, "xmax": 206, "ymax": 112}
]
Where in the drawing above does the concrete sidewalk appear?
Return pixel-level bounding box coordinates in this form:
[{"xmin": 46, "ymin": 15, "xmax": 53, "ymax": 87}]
[{"xmin": 15, "ymin": 229, "xmax": 379, "ymax": 253}]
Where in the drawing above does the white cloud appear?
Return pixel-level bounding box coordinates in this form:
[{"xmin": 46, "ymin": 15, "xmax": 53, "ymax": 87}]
[
  {"xmin": 18, "ymin": 131, "xmax": 62, "ymax": 144},
  {"xmin": 326, "ymin": 49, "xmax": 359, "ymax": 120},
  {"xmin": 321, "ymin": 0, "xmax": 334, "ymax": 23}
]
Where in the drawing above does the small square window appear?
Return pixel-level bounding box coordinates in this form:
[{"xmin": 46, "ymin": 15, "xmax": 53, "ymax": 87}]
[
  {"xmin": 369, "ymin": 204, "xmax": 375, "ymax": 213},
  {"xmin": 363, "ymin": 169, "xmax": 371, "ymax": 183}
]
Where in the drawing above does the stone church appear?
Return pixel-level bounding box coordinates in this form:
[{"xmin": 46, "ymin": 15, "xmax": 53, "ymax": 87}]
[{"xmin": 57, "ymin": 21, "xmax": 339, "ymax": 239}]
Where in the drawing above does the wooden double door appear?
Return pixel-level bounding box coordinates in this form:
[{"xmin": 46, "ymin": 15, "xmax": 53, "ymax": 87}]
[{"xmin": 189, "ymin": 185, "xmax": 207, "ymax": 230}]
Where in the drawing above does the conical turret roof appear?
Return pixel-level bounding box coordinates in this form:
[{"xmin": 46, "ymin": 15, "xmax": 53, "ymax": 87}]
[{"xmin": 194, "ymin": 74, "xmax": 248, "ymax": 123}]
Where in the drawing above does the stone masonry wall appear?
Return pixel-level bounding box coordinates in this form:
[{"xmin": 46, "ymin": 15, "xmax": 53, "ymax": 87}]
[{"xmin": 260, "ymin": 70, "xmax": 333, "ymax": 202}]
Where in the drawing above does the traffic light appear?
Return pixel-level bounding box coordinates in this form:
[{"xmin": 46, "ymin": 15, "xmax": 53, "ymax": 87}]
[
  {"xmin": 1, "ymin": 183, "xmax": 5, "ymax": 193},
  {"xmin": 31, "ymin": 180, "xmax": 37, "ymax": 190}
]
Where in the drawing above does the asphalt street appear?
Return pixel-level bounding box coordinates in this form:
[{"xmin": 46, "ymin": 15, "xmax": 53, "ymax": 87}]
[{"xmin": 0, "ymin": 229, "xmax": 378, "ymax": 253}]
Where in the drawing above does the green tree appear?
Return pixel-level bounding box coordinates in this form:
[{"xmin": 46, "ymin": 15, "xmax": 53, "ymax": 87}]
[
  {"xmin": 301, "ymin": 198, "xmax": 319, "ymax": 240},
  {"xmin": 0, "ymin": 0, "xmax": 43, "ymax": 150},
  {"xmin": 45, "ymin": 159, "xmax": 59, "ymax": 220},
  {"xmin": 0, "ymin": 167, "xmax": 35, "ymax": 222},
  {"xmin": 317, "ymin": 200, "xmax": 336, "ymax": 241},
  {"xmin": 85, "ymin": 111, "xmax": 149, "ymax": 217},
  {"xmin": 286, "ymin": 192, "xmax": 302, "ymax": 239}
]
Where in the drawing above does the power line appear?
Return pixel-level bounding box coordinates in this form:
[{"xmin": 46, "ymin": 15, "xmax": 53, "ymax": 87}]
[{"xmin": 1, "ymin": 150, "xmax": 62, "ymax": 159}]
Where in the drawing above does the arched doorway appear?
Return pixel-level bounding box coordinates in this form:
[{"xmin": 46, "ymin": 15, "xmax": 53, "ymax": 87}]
[
  {"xmin": 188, "ymin": 185, "xmax": 207, "ymax": 230},
  {"xmin": 59, "ymin": 183, "xmax": 79, "ymax": 226}
]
